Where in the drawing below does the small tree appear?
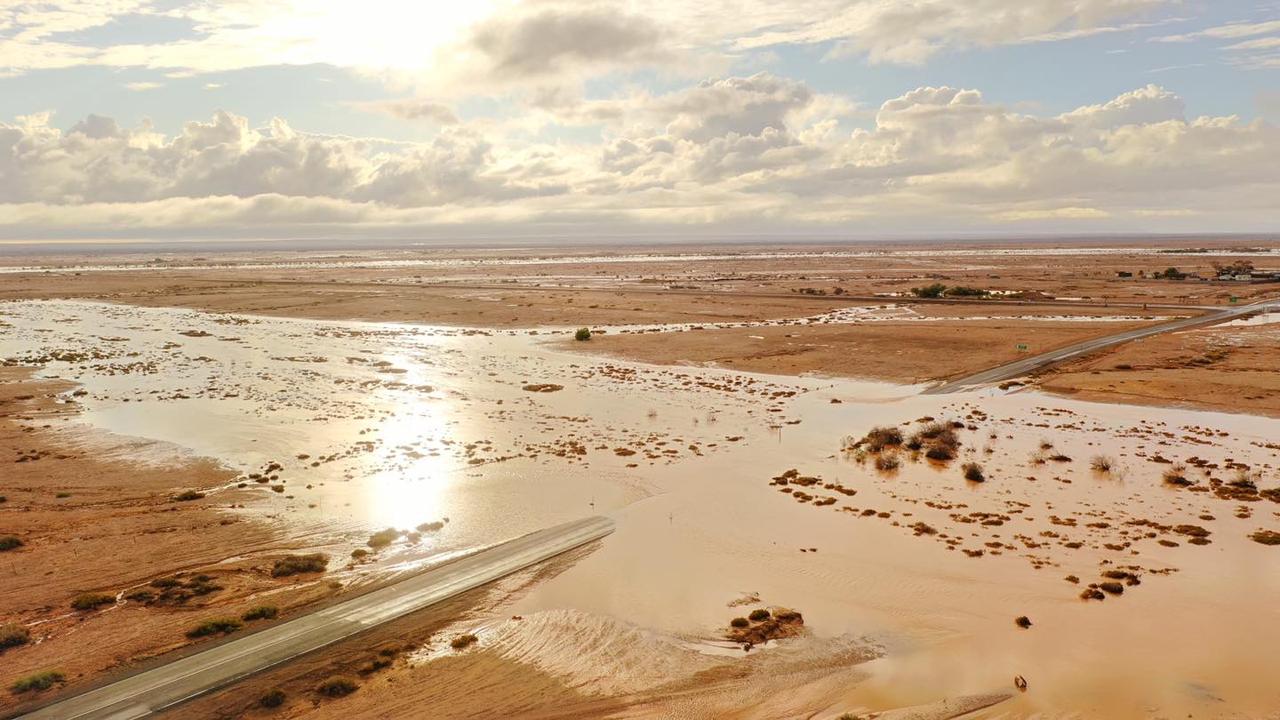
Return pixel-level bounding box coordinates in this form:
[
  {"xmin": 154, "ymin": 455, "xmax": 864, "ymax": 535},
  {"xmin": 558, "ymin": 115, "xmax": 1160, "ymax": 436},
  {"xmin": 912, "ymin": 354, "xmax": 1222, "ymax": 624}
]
[
  {"xmin": 911, "ymin": 283, "xmax": 947, "ymax": 298},
  {"xmin": 574, "ymin": 327, "xmax": 592, "ymax": 341}
]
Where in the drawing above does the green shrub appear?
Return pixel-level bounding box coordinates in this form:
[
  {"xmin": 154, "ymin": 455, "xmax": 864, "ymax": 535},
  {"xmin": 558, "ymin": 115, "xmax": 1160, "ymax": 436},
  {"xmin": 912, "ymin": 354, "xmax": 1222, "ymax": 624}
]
[
  {"xmin": 910, "ymin": 283, "xmax": 947, "ymax": 298},
  {"xmin": 259, "ymin": 688, "xmax": 286, "ymax": 708},
  {"xmin": 574, "ymin": 327, "xmax": 592, "ymax": 341},
  {"xmin": 242, "ymin": 605, "xmax": 279, "ymax": 621},
  {"xmin": 271, "ymin": 553, "xmax": 328, "ymax": 577},
  {"xmin": 186, "ymin": 618, "xmax": 242, "ymax": 638},
  {"xmin": 316, "ymin": 675, "xmax": 359, "ymax": 698},
  {"xmin": 0, "ymin": 536, "xmax": 21, "ymax": 552},
  {"xmin": 0, "ymin": 624, "xmax": 30, "ymax": 650},
  {"xmin": 11, "ymin": 670, "xmax": 63, "ymax": 693},
  {"xmin": 70, "ymin": 592, "xmax": 115, "ymax": 611}
]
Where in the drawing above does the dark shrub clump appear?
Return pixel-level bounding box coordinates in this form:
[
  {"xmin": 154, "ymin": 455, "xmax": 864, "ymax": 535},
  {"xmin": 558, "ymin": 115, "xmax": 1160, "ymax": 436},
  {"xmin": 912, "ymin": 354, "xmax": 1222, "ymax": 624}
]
[
  {"xmin": 271, "ymin": 553, "xmax": 328, "ymax": 577},
  {"xmin": 10, "ymin": 670, "xmax": 63, "ymax": 694},
  {"xmin": 259, "ymin": 688, "xmax": 287, "ymax": 708},
  {"xmin": 316, "ymin": 676, "xmax": 360, "ymax": 698},
  {"xmin": 0, "ymin": 536, "xmax": 22, "ymax": 552},
  {"xmin": 450, "ymin": 633, "xmax": 479, "ymax": 650},
  {"xmin": 70, "ymin": 592, "xmax": 115, "ymax": 611},
  {"xmin": 0, "ymin": 624, "xmax": 31, "ymax": 650},
  {"xmin": 242, "ymin": 605, "xmax": 279, "ymax": 621},
  {"xmin": 962, "ymin": 462, "xmax": 985, "ymax": 482},
  {"xmin": 186, "ymin": 618, "xmax": 242, "ymax": 638},
  {"xmin": 748, "ymin": 609, "xmax": 771, "ymax": 622}
]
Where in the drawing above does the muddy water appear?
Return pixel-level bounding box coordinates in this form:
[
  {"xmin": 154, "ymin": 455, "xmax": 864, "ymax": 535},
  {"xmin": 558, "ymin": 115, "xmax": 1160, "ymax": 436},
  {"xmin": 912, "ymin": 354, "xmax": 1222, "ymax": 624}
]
[{"xmin": 2, "ymin": 299, "xmax": 1278, "ymax": 718}]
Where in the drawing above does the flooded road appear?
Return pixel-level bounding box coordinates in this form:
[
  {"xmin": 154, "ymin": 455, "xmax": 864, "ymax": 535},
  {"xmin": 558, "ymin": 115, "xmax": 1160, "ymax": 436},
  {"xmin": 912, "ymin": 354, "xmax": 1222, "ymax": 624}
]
[{"xmin": 2, "ymin": 299, "xmax": 1278, "ymax": 718}]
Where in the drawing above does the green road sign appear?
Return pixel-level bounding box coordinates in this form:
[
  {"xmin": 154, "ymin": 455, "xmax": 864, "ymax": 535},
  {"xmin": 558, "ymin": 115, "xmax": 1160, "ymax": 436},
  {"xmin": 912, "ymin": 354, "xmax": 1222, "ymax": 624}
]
[
  {"xmin": 1230, "ymin": 296, "xmax": 1239, "ymax": 304},
  {"xmin": 1016, "ymin": 343, "xmax": 1029, "ymax": 351}
]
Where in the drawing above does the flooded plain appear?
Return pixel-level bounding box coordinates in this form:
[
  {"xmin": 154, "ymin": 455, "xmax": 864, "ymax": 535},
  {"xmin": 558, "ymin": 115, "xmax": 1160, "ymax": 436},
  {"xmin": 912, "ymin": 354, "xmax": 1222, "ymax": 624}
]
[{"xmin": 3, "ymin": 299, "xmax": 1279, "ymax": 718}]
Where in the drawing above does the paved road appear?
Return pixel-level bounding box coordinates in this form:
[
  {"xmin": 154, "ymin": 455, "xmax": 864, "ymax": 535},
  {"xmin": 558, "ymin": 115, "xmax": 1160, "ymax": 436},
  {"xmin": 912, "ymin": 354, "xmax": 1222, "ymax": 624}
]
[
  {"xmin": 925, "ymin": 300, "xmax": 1277, "ymax": 394},
  {"xmin": 16, "ymin": 516, "xmax": 614, "ymax": 720}
]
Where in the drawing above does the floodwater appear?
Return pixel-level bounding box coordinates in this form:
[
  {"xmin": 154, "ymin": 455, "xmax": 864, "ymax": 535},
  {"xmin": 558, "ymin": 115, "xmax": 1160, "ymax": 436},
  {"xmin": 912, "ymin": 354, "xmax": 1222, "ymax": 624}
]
[{"xmin": 2, "ymin": 299, "xmax": 1278, "ymax": 718}]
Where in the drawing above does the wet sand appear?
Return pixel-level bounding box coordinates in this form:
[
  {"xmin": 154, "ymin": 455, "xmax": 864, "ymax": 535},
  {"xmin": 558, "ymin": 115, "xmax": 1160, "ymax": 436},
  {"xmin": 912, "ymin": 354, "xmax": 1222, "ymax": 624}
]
[{"xmin": 2, "ymin": 296, "xmax": 1279, "ymax": 718}]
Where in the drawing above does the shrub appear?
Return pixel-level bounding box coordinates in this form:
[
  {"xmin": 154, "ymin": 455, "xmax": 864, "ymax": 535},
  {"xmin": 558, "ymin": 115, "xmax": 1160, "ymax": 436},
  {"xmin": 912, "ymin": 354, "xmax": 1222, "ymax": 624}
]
[
  {"xmin": 271, "ymin": 553, "xmax": 328, "ymax": 577},
  {"xmin": 71, "ymin": 592, "xmax": 115, "ymax": 611},
  {"xmin": 350, "ymin": 548, "xmax": 369, "ymax": 559},
  {"xmin": 962, "ymin": 462, "xmax": 985, "ymax": 482},
  {"xmin": 729, "ymin": 617, "xmax": 750, "ymax": 628},
  {"xmin": 0, "ymin": 536, "xmax": 21, "ymax": 552},
  {"xmin": 862, "ymin": 426, "xmax": 903, "ymax": 452},
  {"xmin": 242, "ymin": 605, "xmax": 279, "ymax": 621},
  {"xmin": 259, "ymin": 688, "xmax": 287, "ymax": 708},
  {"xmin": 0, "ymin": 624, "xmax": 30, "ymax": 650},
  {"xmin": 1163, "ymin": 464, "xmax": 1192, "ymax": 486},
  {"xmin": 911, "ymin": 283, "xmax": 947, "ymax": 298},
  {"xmin": 316, "ymin": 675, "xmax": 360, "ymax": 698},
  {"xmin": 748, "ymin": 609, "xmax": 771, "ymax": 622},
  {"xmin": 1090, "ymin": 455, "xmax": 1114, "ymax": 472},
  {"xmin": 366, "ymin": 528, "xmax": 401, "ymax": 549},
  {"xmin": 10, "ymin": 670, "xmax": 63, "ymax": 694},
  {"xmin": 173, "ymin": 489, "xmax": 205, "ymax": 501},
  {"xmin": 944, "ymin": 286, "xmax": 988, "ymax": 297},
  {"xmin": 925, "ymin": 444, "xmax": 956, "ymax": 462},
  {"xmin": 874, "ymin": 454, "xmax": 901, "ymax": 472},
  {"xmin": 574, "ymin": 327, "xmax": 592, "ymax": 341},
  {"xmin": 186, "ymin": 618, "xmax": 242, "ymax": 638},
  {"xmin": 450, "ymin": 633, "xmax": 479, "ymax": 650}
]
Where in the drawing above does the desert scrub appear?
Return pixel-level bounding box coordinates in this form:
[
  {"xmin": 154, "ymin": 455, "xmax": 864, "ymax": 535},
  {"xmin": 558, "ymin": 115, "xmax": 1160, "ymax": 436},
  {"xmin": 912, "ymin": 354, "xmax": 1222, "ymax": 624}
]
[
  {"xmin": 574, "ymin": 327, "xmax": 592, "ymax": 341},
  {"xmin": 366, "ymin": 528, "xmax": 401, "ymax": 549},
  {"xmin": 10, "ymin": 670, "xmax": 63, "ymax": 694},
  {"xmin": 861, "ymin": 425, "xmax": 903, "ymax": 452},
  {"xmin": 1090, "ymin": 455, "xmax": 1114, "ymax": 472},
  {"xmin": 186, "ymin": 617, "xmax": 242, "ymax": 638},
  {"xmin": 0, "ymin": 623, "xmax": 30, "ymax": 650},
  {"xmin": 729, "ymin": 617, "xmax": 750, "ymax": 628},
  {"xmin": 271, "ymin": 553, "xmax": 328, "ymax": 577},
  {"xmin": 748, "ymin": 609, "xmax": 771, "ymax": 622},
  {"xmin": 0, "ymin": 536, "xmax": 21, "ymax": 552},
  {"xmin": 242, "ymin": 605, "xmax": 279, "ymax": 621},
  {"xmin": 316, "ymin": 676, "xmax": 360, "ymax": 698},
  {"xmin": 173, "ymin": 489, "xmax": 205, "ymax": 501},
  {"xmin": 70, "ymin": 592, "xmax": 115, "ymax": 611},
  {"xmin": 962, "ymin": 462, "xmax": 985, "ymax": 482},
  {"xmin": 1250, "ymin": 530, "xmax": 1280, "ymax": 546},
  {"xmin": 1163, "ymin": 464, "xmax": 1192, "ymax": 486},
  {"xmin": 259, "ymin": 688, "xmax": 287, "ymax": 708},
  {"xmin": 450, "ymin": 633, "xmax": 479, "ymax": 650},
  {"xmin": 874, "ymin": 453, "xmax": 901, "ymax": 472}
]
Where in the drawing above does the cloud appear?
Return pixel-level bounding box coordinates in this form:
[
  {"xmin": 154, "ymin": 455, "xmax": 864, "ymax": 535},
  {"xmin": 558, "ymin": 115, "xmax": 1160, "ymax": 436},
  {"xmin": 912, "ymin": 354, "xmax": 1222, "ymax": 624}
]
[
  {"xmin": 468, "ymin": 7, "xmax": 667, "ymax": 78},
  {"xmin": 1, "ymin": 80, "xmax": 1277, "ymax": 235},
  {"xmin": 367, "ymin": 100, "xmax": 459, "ymax": 125},
  {"xmin": 1151, "ymin": 18, "xmax": 1280, "ymax": 69}
]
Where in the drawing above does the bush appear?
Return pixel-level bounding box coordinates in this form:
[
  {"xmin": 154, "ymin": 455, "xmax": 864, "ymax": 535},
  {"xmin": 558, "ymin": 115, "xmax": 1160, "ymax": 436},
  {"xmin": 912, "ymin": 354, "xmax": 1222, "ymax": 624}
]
[
  {"xmin": 173, "ymin": 489, "xmax": 205, "ymax": 501},
  {"xmin": 925, "ymin": 444, "xmax": 956, "ymax": 462},
  {"xmin": 242, "ymin": 605, "xmax": 279, "ymax": 621},
  {"xmin": 874, "ymin": 454, "xmax": 901, "ymax": 472},
  {"xmin": 862, "ymin": 426, "xmax": 903, "ymax": 452},
  {"xmin": 316, "ymin": 675, "xmax": 360, "ymax": 698},
  {"xmin": 450, "ymin": 633, "xmax": 479, "ymax": 650},
  {"xmin": 186, "ymin": 618, "xmax": 242, "ymax": 638},
  {"xmin": 0, "ymin": 536, "xmax": 21, "ymax": 552},
  {"xmin": 0, "ymin": 624, "xmax": 30, "ymax": 650},
  {"xmin": 962, "ymin": 462, "xmax": 985, "ymax": 482},
  {"xmin": 71, "ymin": 592, "xmax": 115, "ymax": 611},
  {"xmin": 911, "ymin": 283, "xmax": 947, "ymax": 298},
  {"xmin": 271, "ymin": 553, "xmax": 328, "ymax": 577},
  {"xmin": 729, "ymin": 617, "xmax": 750, "ymax": 628},
  {"xmin": 574, "ymin": 327, "xmax": 592, "ymax": 341},
  {"xmin": 10, "ymin": 670, "xmax": 63, "ymax": 694},
  {"xmin": 1163, "ymin": 464, "xmax": 1192, "ymax": 486},
  {"xmin": 350, "ymin": 548, "xmax": 369, "ymax": 559},
  {"xmin": 748, "ymin": 609, "xmax": 771, "ymax": 622},
  {"xmin": 259, "ymin": 688, "xmax": 287, "ymax": 708},
  {"xmin": 366, "ymin": 528, "xmax": 401, "ymax": 549},
  {"xmin": 1090, "ymin": 455, "xmax": 1114, "ymax": 472},
  {"xmin": 944, "ymin": 286, "xmax": 988, "ymax": 297}
]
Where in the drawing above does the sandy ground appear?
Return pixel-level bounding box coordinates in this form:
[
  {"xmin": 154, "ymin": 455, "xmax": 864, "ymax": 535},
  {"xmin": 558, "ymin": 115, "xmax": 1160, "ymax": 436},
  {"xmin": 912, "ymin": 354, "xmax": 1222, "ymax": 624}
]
[
  {"xmin": 0, "ymin": 368, "xmax": 344, "ymax": 716},
  {"xmin": 572, "ymin": 317, "xmax": 1164, "ymax": 384},
  {"xmin": 1037, "ymin": 313, "xmax": 1280, "ymax": 417}
]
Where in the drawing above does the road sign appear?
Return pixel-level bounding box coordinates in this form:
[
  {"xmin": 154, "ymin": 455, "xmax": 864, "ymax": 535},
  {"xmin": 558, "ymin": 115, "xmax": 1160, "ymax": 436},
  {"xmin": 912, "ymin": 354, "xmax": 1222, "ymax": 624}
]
[
  {"xmin": 1016, "ymin": 343, "xmax": 1029, "ymax": 352},
  {"xmin": 1230, "ymin": 296, "xmax": 1239, "ymax": 304}
]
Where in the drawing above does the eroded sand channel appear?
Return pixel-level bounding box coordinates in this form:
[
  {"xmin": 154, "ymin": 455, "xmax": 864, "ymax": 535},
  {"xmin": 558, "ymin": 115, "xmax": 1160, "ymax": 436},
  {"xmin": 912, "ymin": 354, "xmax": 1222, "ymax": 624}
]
[{"xmin": 2, "ymin": 299, "xmax": 1279, "ymax": 718}]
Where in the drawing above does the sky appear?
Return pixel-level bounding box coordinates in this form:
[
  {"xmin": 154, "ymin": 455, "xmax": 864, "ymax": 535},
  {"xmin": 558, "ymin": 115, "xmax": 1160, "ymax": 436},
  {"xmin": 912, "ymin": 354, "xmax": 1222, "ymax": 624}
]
[{"xmin": 1, "ymin": 0, "xmax": 1278, "ymax": 241}]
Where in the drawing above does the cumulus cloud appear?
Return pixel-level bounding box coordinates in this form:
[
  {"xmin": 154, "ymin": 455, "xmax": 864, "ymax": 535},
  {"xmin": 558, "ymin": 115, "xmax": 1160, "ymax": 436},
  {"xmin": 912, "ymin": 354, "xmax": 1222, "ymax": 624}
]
[
  {"xmin": 469, "ymin": 7, "xmax": 667, "ymax": 78},
  {"xmin": 1, "ymin": 79, "xmax": 1278, "ymax": 235}
]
